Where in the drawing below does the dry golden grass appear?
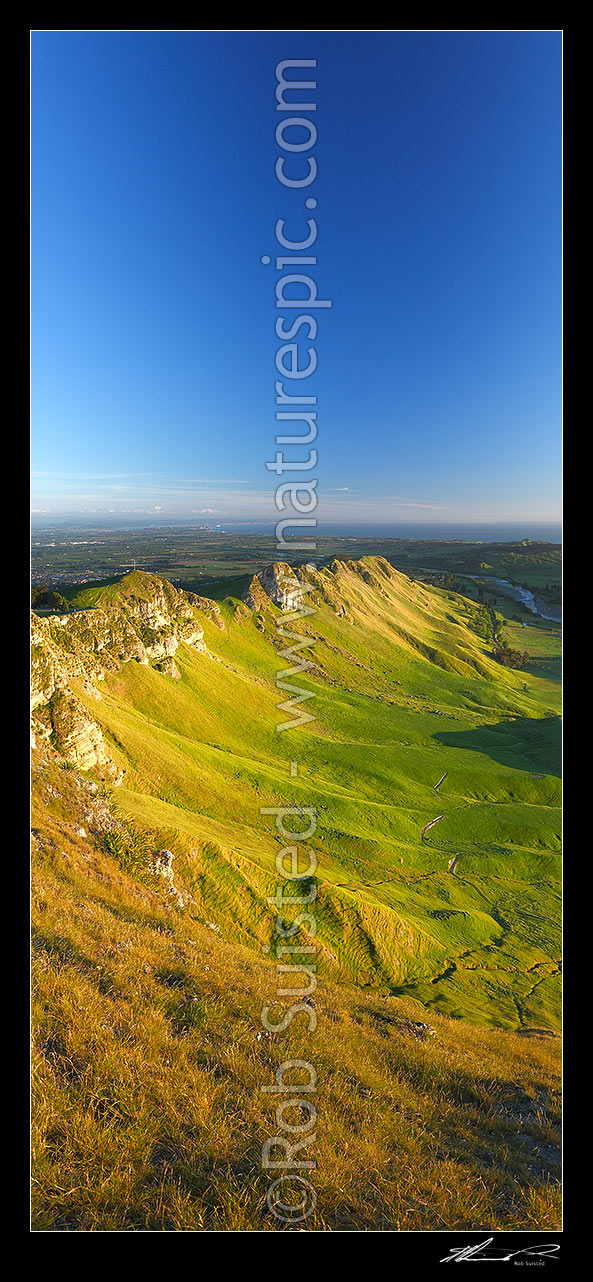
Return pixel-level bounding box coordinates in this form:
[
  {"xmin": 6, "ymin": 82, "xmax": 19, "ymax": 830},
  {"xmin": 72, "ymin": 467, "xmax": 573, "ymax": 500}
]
[{"xmin": 31, "ymin": 753, "xmax": 560, "ymax": 1232}]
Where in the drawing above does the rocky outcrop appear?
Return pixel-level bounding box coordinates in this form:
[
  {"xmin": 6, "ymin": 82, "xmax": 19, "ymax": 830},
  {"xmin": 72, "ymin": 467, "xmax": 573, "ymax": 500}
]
[
  {"xmin": 31, "ymin": 572, "xmax": 209, "ymax": 769},
  {"xmin": 186, "ymin": 594, "xmax": 225, "ymax": 630},
  {"xmin": 240, "ymin": 556, "xmax": 417, "ymax": 625},
  {"xmin": 150, "ymin": 849, "xmax": 187, "ymax": 909},
  {"xmin": 46, "ymin": 689, "xmax": 110, "ymax": 771},
  {"xmin": 244, "ymin": 562, "xmax": 304, "ymax": 613},
  {"xmin": 241, "ymin": 556, "xmax": 405, "ymax": 621},
  {"xmin": 154, "ymin": 656, "xmax": 181, "ymax": 679},
  {"xmin": 241, "ymin": 556, "xmax": 405, "ymax": 618}
]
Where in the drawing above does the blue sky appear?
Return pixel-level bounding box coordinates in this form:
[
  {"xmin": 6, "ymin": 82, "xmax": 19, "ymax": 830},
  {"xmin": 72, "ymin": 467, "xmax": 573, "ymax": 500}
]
[{"xmin": 31, "ymin": 30, "xmax": 561, "ymax": 523}]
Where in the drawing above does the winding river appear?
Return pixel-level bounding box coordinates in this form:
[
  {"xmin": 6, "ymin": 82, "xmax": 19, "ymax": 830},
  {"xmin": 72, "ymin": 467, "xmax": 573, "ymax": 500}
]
[
  {"xmin": 481, "ymin": 577, "xmax": 561, "ymax": 624},
  {"xmin": 411, "ymin": 567, "xmax": 561, "ymax": 624}
]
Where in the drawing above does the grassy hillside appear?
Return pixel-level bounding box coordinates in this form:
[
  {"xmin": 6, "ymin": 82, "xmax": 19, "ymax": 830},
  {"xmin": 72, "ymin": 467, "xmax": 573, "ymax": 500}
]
[
  {"xmin": 31, "ymin": 558, "xmax": 561, "ymax": 1230},
  {"xmin": 60, "ymin": 560, "xmax": 561, "ymax": 1030}
]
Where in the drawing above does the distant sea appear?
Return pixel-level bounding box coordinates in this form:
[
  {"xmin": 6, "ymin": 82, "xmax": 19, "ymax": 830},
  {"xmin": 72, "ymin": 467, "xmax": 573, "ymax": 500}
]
[
  {"xmin": 31, "ymin": 516, "xmax": 562, "ymax": 544},
  {"xmin": 212, "ymin": 521, "xmax": 562, "ymax": 543}
]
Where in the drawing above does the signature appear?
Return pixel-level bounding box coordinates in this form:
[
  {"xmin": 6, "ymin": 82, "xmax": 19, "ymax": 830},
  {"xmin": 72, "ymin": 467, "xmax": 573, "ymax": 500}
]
[{"xmin": 441, "ymin": 1238, "xmax": 560, "ymax": 1263}]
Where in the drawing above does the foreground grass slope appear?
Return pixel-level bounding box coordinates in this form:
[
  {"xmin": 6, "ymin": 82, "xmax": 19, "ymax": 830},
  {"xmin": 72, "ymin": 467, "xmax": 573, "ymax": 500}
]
[{"xmin": 31, "ymin": 757, "xmax": 560, "ymax": 1232}]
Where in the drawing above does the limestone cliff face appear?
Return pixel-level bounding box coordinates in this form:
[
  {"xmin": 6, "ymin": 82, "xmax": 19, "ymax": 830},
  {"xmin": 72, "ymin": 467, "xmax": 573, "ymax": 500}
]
[
  {"xmin": 31, "ymin": 572, "xmax": 208, "ymax": 769},
  {"xmin": 244, "ymin": 562, "xmax": 304, "ymax": 613},
  {"xmin": 242, "ymin": 555, "xmax": 404, "ymax": 621},
  {"xmin": 302, "ymin": 555, "xmax": 404, "ymax": 611},
  {"xmin": 46, "ymin": 690, "xmax": 110, "ymax": 770},
  {"xmin": 185, "ymin": 593, "xmax": 225, "ymax": 630}
]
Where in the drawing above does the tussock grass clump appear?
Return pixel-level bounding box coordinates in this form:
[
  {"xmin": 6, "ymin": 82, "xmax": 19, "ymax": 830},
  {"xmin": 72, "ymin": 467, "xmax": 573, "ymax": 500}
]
[{"xmin": 98, "ymin": 821, "xmax": 153, "ymax": 876}]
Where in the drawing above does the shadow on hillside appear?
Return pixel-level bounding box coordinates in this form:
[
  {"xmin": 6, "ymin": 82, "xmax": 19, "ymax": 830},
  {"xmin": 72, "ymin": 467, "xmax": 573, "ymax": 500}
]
[
  {"xmin": 434, "ymin": 715, "xmax": 561, "ymax": 778},
  {"xmin": 182, "ymin": 573, "xmax": 252, "ymax": 602}
]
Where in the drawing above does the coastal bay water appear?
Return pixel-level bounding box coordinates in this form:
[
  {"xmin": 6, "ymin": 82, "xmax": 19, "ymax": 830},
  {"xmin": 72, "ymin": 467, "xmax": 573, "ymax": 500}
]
[
  {"xmin": 209, "ymin": 522, "xmax": 562, "ymax": 543},
  {"xmin": 31, "ymin": 517, "xmax": 562, "ymax": 544}
]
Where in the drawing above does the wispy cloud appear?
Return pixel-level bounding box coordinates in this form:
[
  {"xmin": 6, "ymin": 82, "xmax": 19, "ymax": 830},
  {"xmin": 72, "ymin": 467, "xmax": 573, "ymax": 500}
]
[
  {"xmin": 31, "ymin": 472, "xmax": 465, "ymax": 522},
  {"xmin": 31, "ymin": 471, "xmax": 252, "ymax": 491},
  {"xmin": 388, "ymin": 496, "xmax": 455, "ymax": 511}
]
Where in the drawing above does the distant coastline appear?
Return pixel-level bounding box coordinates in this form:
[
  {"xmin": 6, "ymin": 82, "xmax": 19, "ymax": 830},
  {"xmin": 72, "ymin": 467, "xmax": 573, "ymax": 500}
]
[
  {"xmin": 31, "ymin": 517, "xmax": 562, "ymax": 544},
  {"xmin": 216, "ymin": 521, "xmax": 563, "ymax": 543}
]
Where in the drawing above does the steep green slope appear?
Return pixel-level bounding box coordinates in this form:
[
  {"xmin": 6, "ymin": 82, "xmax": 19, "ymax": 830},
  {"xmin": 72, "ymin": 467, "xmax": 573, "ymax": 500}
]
[{"xmin": 33, "ymin": 559, "xmax": 560, "ymax": 1031}]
